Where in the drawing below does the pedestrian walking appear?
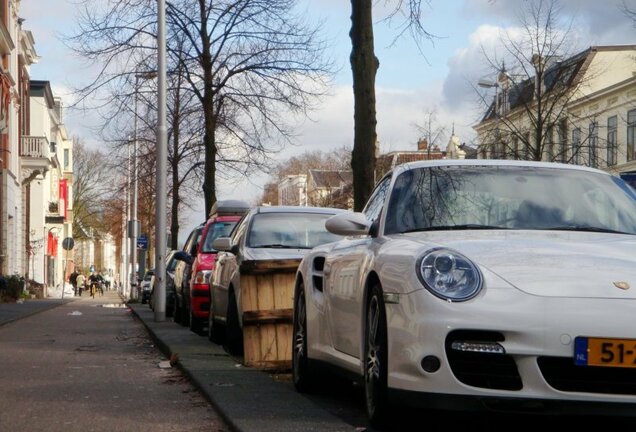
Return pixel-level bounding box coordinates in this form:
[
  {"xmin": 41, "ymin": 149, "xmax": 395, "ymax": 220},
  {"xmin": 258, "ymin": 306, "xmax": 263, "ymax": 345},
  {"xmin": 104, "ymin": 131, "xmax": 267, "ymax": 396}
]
[
  {"xmin": 70, "ymin": 270, "xmax": 79, "ymax": 296},
  {"xmin": 76, "ymin": 272, "xmax": 86, "ymax": 296}
]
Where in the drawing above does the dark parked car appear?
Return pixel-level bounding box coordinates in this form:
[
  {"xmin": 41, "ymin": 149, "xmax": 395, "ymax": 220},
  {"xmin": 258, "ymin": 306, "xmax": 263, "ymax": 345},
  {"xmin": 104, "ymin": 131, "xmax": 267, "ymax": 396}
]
[
  {"xmin": 172, "ymin": 222, "xmax": 205, "ymax": 325},
  {"xmin": 150, "ymin": 249, "xmax": 178, "ymax": 316},
  {"xmin": 140, "ymin": 269, "xmax": 154, "ymax": 304}
]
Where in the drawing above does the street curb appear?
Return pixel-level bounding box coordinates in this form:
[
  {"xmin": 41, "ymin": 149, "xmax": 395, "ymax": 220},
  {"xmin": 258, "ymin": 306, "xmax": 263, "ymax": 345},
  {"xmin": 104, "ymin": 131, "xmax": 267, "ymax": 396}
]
[
  {"xmin": 128, "ymin": 303, "xmax": 356, "ymax": 432},
  {"xmin": 128, "ymin": 304, "xmax": 245, "ymax": 432}
]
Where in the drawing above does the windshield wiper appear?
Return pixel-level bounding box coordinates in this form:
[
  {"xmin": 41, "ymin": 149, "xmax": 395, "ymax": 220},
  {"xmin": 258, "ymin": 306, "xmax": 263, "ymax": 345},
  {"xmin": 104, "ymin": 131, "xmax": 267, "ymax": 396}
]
[
  {"xmin": 546, "ymin": 225, "xmax": 632, "ymax": 235},
  {"xmin": 402, "ymin": 224, "xmax": 509, "ymax": 233},
  {"xmin": 251, "ymin": 244, "xmax": 303, "ymax": 249}
]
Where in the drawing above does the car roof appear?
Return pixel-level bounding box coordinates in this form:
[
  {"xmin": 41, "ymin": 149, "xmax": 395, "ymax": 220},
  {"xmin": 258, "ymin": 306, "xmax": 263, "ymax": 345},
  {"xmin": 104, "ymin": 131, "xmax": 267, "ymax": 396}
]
[
  {"xmin": 252, "ymin": 205, "xmax": 347, "ymax": 215},
  {"xmin": 396, "ymin": 159, "xmax": 611, "ymax": 176}
]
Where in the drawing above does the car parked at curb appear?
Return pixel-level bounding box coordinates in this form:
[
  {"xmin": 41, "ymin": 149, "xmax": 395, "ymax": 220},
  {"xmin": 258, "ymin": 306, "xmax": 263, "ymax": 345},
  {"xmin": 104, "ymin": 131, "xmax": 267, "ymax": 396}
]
[
  {"xmin": 140, "ymin": 269, "xmax": 154, "ymax": 304},
  {"xmin": 209, "ymin": 206, "xmax": 346, "ymax": 354},
  {"xmin": 172, "ymin": 222, "xmax": 205, "ymax": 325},
  {"xmin": 186, "ymin": 200, "xmax": 249, "ymax": 334},
  {"xmin": 292, "ymin": 159, "xmax": 636, "ymax": 426}
]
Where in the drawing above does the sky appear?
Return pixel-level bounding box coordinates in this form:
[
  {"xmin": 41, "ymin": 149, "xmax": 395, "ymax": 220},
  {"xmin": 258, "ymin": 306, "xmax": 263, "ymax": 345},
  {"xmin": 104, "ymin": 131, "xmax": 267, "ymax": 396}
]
[{"xmin": 21, "ymin": 0, "xmax": 635, "ymax": 245}]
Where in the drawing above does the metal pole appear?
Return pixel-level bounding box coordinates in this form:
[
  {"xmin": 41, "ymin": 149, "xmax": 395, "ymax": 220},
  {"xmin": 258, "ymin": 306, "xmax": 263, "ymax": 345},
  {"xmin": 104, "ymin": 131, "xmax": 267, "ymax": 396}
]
[
  {"xmin": 131, "ymin": 76, "xmax": 139, "ymax": 300},
  {"xmin": 125, "ymin": 136, "xmax": 131, "ymax": 299},
  {"xmin": 495, "ymin": 84, "xmax": 499, "ymax": 159},
  {"xmin": 154, "ymin": 0, "xmax": 167, "ymax": 321}
]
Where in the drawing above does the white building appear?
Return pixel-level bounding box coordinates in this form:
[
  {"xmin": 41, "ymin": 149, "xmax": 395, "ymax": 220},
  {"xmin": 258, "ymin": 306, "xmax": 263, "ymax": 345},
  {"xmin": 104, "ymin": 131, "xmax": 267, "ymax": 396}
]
[
  {"xmin": 27, "ymin": 81, "xmax": 74, "ymax": 292},
  {"xmin": 474, "ymin": 45, "xmax": 636, "ymax": 189},
  {"xmin": 1, "ymin": 2, "xmax": 38, "ymax": 278},
  {"xmin": 278, "ymin": 174, "xmax": 307, "ymax": 206}
]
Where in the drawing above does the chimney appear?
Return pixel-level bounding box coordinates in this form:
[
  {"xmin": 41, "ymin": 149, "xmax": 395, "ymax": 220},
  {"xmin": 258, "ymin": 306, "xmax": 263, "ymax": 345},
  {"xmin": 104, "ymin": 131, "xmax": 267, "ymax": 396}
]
[{"xmin": 417, "ymin": 138, "xmax": 428, "ymax": 151}]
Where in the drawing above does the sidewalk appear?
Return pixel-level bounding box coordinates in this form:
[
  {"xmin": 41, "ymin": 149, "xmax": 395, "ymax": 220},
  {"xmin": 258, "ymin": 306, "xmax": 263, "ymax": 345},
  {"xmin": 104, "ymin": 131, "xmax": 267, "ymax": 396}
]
[
  {"xmin": 128, "ymin": 303, "xmax": 357, "ymax": 432},
  {"xmin": 0, "ymin": 297, "xmax": 73, "ymax": 327},
  {"xmin": 0, "ymin": 291, "xmax": 357, "ymax": 431}
]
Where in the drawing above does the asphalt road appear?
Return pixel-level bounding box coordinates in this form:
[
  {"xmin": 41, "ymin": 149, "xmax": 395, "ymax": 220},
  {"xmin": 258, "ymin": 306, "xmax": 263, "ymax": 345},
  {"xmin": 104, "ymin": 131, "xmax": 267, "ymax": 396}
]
[
  {"xmin": 2, "ymin": 292, "xmax": 632, "ymax": 432},
  {"xmin": 0, "ymin": 290, "xmax": 229, "ymax": 432}
]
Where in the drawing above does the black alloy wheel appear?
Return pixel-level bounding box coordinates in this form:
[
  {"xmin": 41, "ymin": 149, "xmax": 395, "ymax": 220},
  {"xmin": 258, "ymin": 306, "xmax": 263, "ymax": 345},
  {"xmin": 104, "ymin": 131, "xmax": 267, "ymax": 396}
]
[
  {"xmin": 292, "ymin": 282, "xmax": 314, "ymax": 392},
  {"xmin": 365, "ymin": 284, "xmax": 390, "ymax": 427},
  {"xmin": 208, "ymin": 309, "xmax": 225, "ymax": 344}
]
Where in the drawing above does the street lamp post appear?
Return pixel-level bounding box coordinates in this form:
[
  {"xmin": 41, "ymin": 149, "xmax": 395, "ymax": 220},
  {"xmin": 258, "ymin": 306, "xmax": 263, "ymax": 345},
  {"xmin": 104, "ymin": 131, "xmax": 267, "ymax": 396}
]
[
  {"xmin": 154, "ymin": 0, "xmax": 168, "ymax": 321},
  {"xmin": 129, "ymin": 70, "xmax": 158, "ymax": 300}
]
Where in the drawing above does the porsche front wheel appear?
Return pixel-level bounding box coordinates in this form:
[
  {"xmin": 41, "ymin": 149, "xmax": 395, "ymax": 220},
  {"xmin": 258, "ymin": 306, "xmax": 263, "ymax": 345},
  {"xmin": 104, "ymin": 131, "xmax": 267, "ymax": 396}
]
[
  {"xmin": 292, "ymin": 282, "xmax": 314, "ymax": 392},
  {"xmin": 364, "ymin": 284, "xmax": 390, "ymax": 426}
]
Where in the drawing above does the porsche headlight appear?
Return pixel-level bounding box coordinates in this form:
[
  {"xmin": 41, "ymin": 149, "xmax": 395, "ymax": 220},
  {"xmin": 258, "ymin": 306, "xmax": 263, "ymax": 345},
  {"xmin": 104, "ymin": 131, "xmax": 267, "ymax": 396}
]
[{"xmin": 417, "ymin": 248, "xmax": 482, "ymax": 301}]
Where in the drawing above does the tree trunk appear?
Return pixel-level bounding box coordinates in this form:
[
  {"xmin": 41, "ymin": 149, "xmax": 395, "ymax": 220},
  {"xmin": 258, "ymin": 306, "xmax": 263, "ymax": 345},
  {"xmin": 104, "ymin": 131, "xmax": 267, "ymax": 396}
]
[
  {"xmin": 199, "ymin": 1, "xmax": 217, "ymax": 218},
  {"xmin": 349, "ymin": 0, "xmax": 378, "ymax": 211},
  {"xmin": 170, "ymin": 109, "xmax": 180, "ymax": 251}
]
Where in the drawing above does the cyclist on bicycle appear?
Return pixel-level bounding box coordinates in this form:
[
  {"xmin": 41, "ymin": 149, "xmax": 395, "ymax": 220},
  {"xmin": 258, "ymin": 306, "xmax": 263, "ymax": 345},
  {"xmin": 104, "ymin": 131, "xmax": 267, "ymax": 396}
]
[{"xmin": 88, "ymin": 272, "xmax": 102, "ymax": 297}]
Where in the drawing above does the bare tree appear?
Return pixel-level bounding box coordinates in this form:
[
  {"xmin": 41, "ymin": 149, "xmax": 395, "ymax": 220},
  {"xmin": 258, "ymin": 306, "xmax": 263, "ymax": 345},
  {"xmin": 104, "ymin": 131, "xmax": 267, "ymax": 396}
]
[
  {"xmin": 474, "ymin": 0, "xmax": 602, "ymax": 164},
  {"xmin": 72, "ymin": 139, "xmax": 116, "ymax": 238},
  {"xmin": 622, "ymin": 1, "xmax": 636, "ymax": 25},
  {"xmin": 257, "ymin": 146, "xmax": 352, "ymax": 206},
  {"xmin": 412, "ymin": 107, "xmax": 447, "ymax": 156},
  {"xmin": 349, "ymin": 1, "xmax": 434, "ymax": 211},
  {"xmin": 66, "ymin": 0, "xmax": 333, "ymax": 221}
]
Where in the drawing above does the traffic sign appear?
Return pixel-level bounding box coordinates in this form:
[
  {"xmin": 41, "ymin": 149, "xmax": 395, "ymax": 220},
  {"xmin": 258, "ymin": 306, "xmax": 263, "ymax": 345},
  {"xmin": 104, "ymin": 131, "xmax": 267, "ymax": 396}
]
[
  {"xmin": 62, "ymin": 237, "xmax": 75, "ymax": 250},
  {"xmin": 137, "ymin": 235, "xmax": 148, "ymax": 250}
]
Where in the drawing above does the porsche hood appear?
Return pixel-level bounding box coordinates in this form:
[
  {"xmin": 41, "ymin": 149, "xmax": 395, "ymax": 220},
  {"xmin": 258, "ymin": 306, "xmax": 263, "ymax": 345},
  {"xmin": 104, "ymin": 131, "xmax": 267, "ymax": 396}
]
[{"xmin": 403, "ymin": 231, "xmax": 636, "ymax": 299}]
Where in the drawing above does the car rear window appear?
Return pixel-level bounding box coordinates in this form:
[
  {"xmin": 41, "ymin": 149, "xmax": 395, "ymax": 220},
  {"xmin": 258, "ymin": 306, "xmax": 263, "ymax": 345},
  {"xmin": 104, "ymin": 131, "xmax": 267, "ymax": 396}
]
[
  {"xmin": 247, "ymin": 212, "xmax": 342, "ymax": 249},
  {"xmin": 201, "ymin": 221, "xmax": 238, "ymax": 253}
]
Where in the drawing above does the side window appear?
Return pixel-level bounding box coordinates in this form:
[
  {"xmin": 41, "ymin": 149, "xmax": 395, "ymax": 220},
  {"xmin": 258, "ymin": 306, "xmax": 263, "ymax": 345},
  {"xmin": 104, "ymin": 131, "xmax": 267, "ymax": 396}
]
[
  {"xmin": 362, "ymin": 176, "xmax": 391, "ymax": 224},
  {"xmin": 185, "ymin": 227, "xmax": 203, "ymax": 255},
  {"xmin": 230, "ymin": 215, "xmax": 249, "ymax": 247}
]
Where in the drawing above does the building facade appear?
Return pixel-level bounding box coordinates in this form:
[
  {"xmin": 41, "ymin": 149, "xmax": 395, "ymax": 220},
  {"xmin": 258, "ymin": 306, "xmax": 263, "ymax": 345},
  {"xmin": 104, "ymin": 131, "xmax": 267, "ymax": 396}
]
[
  {"xmin": 27, "ymin": 81, "xmax": 74, "ymax": 292},
  {"xmin": 474, "ymin": 45, "xmax": 636, "ymax": 188},
  {"xmin": 278, "ymin": 174, "xmax": 307, "ymax": 206}
]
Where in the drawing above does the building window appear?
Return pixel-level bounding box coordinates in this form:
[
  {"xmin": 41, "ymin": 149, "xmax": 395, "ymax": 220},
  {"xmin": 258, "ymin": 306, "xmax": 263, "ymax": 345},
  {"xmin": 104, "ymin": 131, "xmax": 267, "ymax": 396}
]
[
  {"xmin": 63, "ymin": 149, "xmax": 69, "ymax": 169},
  {"xmin": 558, "ymin": 118, "xmax": 567, "ymax": 163},
  {"xmin": 546, "ymin": 125, "xmax": 554, "ymax": 161},
  {"xmin": 628, "ymin": 109, "xmax": 636, "ymax": 162},
  {"xmin": 572, "ymin": 128, "xmax": 581, "ymax": 165},
  {"xmin": 607, "ymin": 116, "xmax": 617, "ymax": 167},
  {"xmin": 524, "ymin": 132, "xmax": 530, "ymax": 160},
  {"xmin": 588, "ymin": 121, "xmax": 598, "ymax": 168}
]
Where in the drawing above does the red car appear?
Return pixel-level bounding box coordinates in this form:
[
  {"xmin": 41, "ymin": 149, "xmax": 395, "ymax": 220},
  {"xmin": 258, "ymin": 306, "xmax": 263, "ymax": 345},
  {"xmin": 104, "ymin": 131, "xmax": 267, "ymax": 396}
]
[{"xmin": 187, "ymin": 200, "xmax": 249, "ymax": 334}]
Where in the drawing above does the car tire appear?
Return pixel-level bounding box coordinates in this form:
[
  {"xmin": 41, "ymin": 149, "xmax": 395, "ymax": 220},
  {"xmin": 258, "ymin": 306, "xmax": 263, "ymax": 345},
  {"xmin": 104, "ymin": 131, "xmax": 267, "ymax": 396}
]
[
  {"xmin": 172, "ymin": 296, "xmax": 181, "ymax": 323},
  {"xmin": 365, "ymin": 283, "xmax": 390, "ymax": 427},
  {"xmin": 180, "ymin": 298, "xmax": 190, "ymax": 327},
  {"xmin": 208, "ymin": 311, "xmax": 225, "ymax": 344},
  {"xmin": 292, "ymin": 282, "xmax": 315, "ymax": 393},
  {"xmin": 225, "ymin": 289, "xmax": 243, "ymax": 355},
  {"xmin": 189, "ymin": 310, "xmax": 202, "ymax": 335},
  {"xmin": 166, "ymin": 295, "xmax": 174, "ymax": 318}
]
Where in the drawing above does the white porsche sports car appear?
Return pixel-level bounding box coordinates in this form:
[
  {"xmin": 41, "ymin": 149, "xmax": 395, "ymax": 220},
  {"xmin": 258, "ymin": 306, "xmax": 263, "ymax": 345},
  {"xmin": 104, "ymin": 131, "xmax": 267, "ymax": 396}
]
[{"xmin": 292, "ymin": 160, "xmax": 636, "ymax": 425}]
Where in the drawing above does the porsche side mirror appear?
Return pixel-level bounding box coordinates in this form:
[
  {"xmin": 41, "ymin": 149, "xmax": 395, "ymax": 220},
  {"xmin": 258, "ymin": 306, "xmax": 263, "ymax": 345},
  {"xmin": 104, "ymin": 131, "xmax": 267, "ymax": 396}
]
[{"xmin": 325, "ymin": 212, "xmax": 371, "ymax": 236}]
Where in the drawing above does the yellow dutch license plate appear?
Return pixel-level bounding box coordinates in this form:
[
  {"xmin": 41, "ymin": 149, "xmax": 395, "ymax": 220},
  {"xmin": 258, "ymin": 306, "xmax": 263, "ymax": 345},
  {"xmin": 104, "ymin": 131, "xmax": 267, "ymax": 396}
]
[{"xmin": 574, "ymin": 337, "xmax": 636, "ymax": 368}]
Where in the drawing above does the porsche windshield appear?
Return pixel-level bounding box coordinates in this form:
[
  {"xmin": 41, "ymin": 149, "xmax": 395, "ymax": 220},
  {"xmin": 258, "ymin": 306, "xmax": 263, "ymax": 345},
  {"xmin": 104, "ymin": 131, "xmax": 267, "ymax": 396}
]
[{"xmin": 384, "ymin": 165, "xmax": 636, "ymax": 235}]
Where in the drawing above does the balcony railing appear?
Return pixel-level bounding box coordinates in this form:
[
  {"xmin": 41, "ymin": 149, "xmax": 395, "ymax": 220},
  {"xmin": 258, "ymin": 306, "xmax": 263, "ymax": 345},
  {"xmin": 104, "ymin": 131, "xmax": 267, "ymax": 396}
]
[{"xmin": 20, "ymin": 136, "xmax": 49, "ymax": 158}]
